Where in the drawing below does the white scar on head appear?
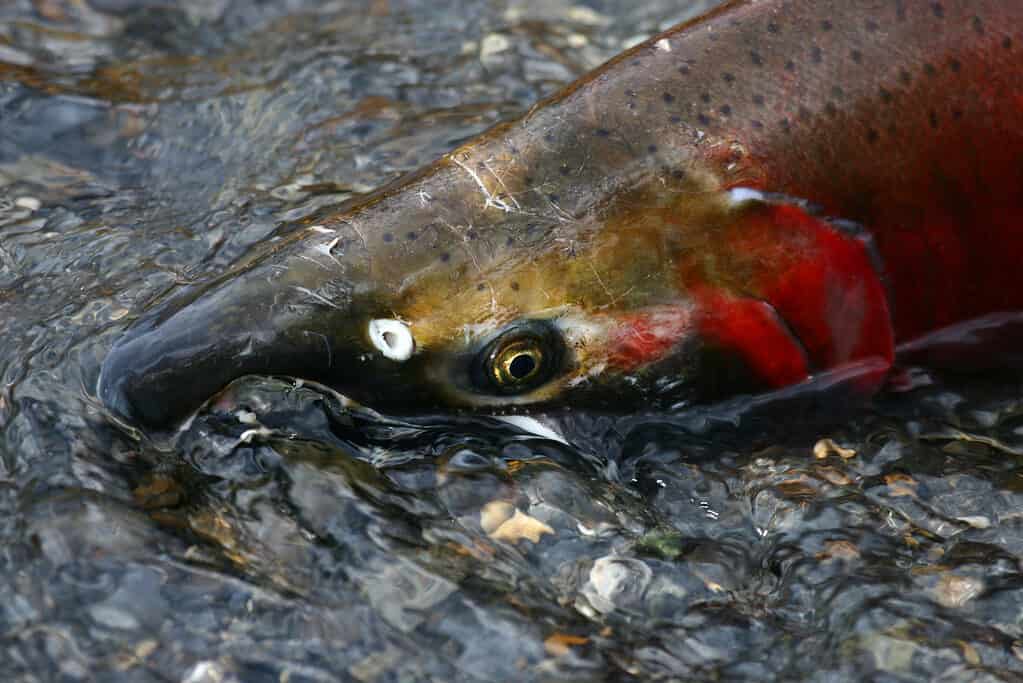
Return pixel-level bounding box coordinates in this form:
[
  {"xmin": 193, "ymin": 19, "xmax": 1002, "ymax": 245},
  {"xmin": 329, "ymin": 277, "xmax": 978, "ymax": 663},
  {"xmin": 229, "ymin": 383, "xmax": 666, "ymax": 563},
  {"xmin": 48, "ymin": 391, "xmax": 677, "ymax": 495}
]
[{"xmin": 368, "ymin": 319, "xmax": 415, "ymax": 361}]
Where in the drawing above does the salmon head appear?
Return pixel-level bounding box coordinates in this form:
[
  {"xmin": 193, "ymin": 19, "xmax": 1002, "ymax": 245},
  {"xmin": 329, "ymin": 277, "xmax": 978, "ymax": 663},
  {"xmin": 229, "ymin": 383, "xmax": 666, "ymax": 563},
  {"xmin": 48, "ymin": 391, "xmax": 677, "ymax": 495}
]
[
  {"xmin": 98, "ymin": 2, "xmax": 908, "ymax": 429},
  {"xmin": 98, "ymin": 137, "xmax": 893, "ymax": 428}
]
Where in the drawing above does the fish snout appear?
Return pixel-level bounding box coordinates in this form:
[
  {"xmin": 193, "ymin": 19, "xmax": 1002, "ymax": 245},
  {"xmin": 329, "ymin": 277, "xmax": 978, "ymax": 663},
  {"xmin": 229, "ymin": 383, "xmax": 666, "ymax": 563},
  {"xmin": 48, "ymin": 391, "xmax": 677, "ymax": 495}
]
[{"xmin": 96, "ymin": 242, "xmax": 378, "ymax": 428}]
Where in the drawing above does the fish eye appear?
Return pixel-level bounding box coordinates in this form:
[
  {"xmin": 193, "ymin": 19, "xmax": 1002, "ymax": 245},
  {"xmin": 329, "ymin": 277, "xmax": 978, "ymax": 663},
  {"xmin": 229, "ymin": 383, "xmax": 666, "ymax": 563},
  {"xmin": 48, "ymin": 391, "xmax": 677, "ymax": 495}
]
[{"xmin": 472, "ymin": 321, "xmax": 565, "ymax": 394}]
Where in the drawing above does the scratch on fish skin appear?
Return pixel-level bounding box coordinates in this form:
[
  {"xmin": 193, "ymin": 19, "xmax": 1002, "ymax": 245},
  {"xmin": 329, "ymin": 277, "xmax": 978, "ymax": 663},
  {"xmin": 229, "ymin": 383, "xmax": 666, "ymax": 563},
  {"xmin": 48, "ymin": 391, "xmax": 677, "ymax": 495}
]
[
  {"xmin": 417, "ymin": 188, "xmax": 433, "ymax": 207},
  {"xmin": 481, "ymin": 158, "xmax": 522, "ymax": 211},
  {"xmin": 453, "ymin": 154, "xmax": 517, "ymax": 213},
  {"xmin": 547, "ymin": 198, "xmax": 575, "ymax": 224},
  {"xmin": 317, "ymin": 237, "xmax": 344, "ymax": 268},
  {"xmin": 297, "ymin": 253, "xmax": 336, "ymax": 271},
  {"xmin": 305, "ymin": 230, "xmax": 352, "ymax": 270},
  {"xmin": 293, "ymin": 285, "xmax": 345, "ymax": 311},
  {"xmin": 587, "ymin": 260, "xmax": 616, "ymax": 306},
  {"xmin": 344, "ymin": 219, "xmax": 369, "ymax": 251}
]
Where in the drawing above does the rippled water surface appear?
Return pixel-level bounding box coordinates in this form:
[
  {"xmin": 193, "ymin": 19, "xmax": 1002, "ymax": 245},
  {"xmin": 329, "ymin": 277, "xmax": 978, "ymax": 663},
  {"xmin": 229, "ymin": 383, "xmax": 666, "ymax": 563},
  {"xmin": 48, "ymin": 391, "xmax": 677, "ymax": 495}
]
[{"xmin": 5, "ymin": 1, "xmax": 1023, "ymax": 681}]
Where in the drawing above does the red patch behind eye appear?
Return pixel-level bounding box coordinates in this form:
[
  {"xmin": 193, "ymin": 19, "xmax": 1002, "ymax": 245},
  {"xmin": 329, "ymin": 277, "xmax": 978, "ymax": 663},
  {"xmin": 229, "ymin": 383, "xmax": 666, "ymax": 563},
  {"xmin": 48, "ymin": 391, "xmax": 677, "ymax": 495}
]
[
  {"xmin": 606, "ymin": 306, "xmax": 693, "ymax": 370},
  {"xmin": 693, "ymin": 286, "xmax": 811, "ymax": 388}
]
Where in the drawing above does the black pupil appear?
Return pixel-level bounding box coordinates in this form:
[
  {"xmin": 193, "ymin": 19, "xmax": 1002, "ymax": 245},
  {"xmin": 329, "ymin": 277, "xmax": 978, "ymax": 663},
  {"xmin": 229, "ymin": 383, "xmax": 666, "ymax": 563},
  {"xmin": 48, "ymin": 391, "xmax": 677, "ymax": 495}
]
[{"xmin": 508, "ymin": 353, "xmax": 536, "ymax": 380}]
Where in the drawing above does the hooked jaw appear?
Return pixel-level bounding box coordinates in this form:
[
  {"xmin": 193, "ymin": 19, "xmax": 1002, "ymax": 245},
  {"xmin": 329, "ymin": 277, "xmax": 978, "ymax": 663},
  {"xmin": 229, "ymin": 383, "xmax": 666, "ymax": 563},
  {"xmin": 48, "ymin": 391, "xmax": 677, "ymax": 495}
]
[{"xmin": 97, "ymin": 242, "xmax": 383, "ymax": 428}]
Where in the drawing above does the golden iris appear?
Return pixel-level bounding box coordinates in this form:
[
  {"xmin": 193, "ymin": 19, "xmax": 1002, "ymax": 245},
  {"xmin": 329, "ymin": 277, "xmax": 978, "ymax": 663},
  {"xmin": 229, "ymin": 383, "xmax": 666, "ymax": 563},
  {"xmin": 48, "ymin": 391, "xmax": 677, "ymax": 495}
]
[
  {"xmin": 471, "ymin": 320, "xmax": 564, "ymax": 395},
  {"xmin": 490, "ymin": 340, "xmax": 544, "ymax": 387}
]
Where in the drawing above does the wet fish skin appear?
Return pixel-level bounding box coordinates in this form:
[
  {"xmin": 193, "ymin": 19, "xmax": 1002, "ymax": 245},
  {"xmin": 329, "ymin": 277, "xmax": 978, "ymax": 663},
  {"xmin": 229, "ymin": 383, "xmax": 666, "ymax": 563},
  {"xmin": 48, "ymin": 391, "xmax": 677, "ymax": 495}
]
[{"xmin": 99, "ymin": 0, "xmax": 1023, "ymax": 428}]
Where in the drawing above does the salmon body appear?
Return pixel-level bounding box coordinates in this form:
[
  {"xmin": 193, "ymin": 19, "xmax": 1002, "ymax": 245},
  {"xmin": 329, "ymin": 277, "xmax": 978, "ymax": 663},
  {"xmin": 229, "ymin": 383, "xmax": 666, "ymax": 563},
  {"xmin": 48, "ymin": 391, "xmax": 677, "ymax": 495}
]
[{"xmin": 99, "ymin": 0, "xmax": 1023, "ymax": 428}]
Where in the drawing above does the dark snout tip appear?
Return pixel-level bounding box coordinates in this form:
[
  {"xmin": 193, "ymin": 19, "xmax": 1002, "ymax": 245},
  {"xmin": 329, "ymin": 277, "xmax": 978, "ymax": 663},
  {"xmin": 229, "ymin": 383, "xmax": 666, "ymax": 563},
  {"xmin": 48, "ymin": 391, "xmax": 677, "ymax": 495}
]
[
  {"xmin": 96, "ymin": 340, "xmax": 141, "ymax": 426},
  {"xmin": 96, "ymin": 326, "xmax": 189, "ymax": 430}
]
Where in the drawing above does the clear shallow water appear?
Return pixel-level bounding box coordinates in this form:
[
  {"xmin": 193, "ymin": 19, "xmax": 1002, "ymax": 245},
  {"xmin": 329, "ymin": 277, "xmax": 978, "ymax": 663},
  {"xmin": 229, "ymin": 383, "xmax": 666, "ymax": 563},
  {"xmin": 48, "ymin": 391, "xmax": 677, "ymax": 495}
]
[{"xmin": 4, "ymin": 1, "xmax": 1023, "ymax": 681}]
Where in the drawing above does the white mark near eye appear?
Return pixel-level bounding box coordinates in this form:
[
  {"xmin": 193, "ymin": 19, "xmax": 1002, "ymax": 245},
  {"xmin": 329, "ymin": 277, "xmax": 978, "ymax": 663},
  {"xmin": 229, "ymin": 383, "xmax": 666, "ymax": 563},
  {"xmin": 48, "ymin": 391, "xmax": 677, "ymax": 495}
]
[
  {"xmin": 727, "ymin": 187, "xmax": 766, "ymax": 205},
  {"xmin": 495, "ymin": 415, "xmax": 569, "ymax": 445},
  {"xmin": 368, "ymin": 319, "xmax": 415, "ymax": 361}
]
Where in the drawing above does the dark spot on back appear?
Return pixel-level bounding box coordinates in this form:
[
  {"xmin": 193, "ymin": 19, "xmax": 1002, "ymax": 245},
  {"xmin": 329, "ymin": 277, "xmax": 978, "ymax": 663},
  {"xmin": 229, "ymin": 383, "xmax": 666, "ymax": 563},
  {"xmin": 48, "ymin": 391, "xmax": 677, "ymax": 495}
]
[
  {"xmin": 810, "ymin": 46, "xmax": 822, "ymax": 63},
  {"xmin": 831, "ymin": 85, "xmax": 844, "ymax": 99},
  {"xmin": 671, "ymin": 169, "xmax": 686, "ymax": 180},
  {"xmin": 785, "ymin": 59, "xmax": 795, "ymax": 72},
  {"xmin": 879, "ymin": 87, "xmax": 893, "ymax": 104},
  {"xmin": 543, "ymin": 131, "xmax": 555, "ymax": 143},
  {"xmin": 439, "ymin": 252, "xmax": 451, "ymax": 262},
  {"xmin": 647, "ymin": 144, "xmax": 658, "ymax": 153},
  {"xmin": 510, "ymin": 282, "xmax": 520, "ymax": 291},
  {"xmin": 952, "ymin": 108, "xmax": 963, "ymax": 120},
  {"xmin": 949, "ymin": 58, "xmax": 961, "ymax": 72},
  {"xmin": 698, "ymin": 113, "xmax": 711, "ymax": 126},
  {"xmin": 751, "ymin": 119, "xmax": 763, "ymax": 129},
  {"xmin": 662, "ymin": 92, "xmax": 675, "ymax": 103},
  {"xmin": 865, "ymin": 19, "xmax": 879, "ymax": 32},
  {"xmin": 972, "ymin": 16, "xmax": 984, "ymax": 35},
  {"xmin": 559, "ymin": 165, "xmax": 570, "ymax": 176},
  {"xmin": 851, "ymin": 50, "xmax": 863, "ymax": 64},
  {"xmin": 505, "ymin": 236, "xmax": 514, "ymax": 247},
  {"xmin": 750, "ymin": 51, "xmax": 763, "ymax": 66},
  {"xmin": 899, "ymin": 69, "xmax": 911, "ymax": 85},
  {"xmin": 679, "ymin": 64, "xmax": 691, "ymax": 75},
  {"xmin": 669, "ymin": 114, "xmax": 682, "ymax": 124},
  {"xmin": 406, "ymin": 231, "xmax": 417, "ymax": 241},
  {"xmin": 382, "ymin": 232, "xmax": 394, "ymax": 243},
  {"xmin": 477, "ymin": 283, "xmax": 486, "ymax": 292},
  {"xmin": 767, "ymin": 22, "xmax": 779, "ymax": 33},
  {"xmin": 825, "ymin": 102, "xmax": 837, "ymax": 117},
  {"xmin": 896, "ymin": 1, "xmax": 907, "ymax": 21},
  {"xmin": 867, "ymin": 128, "xmax": 879, "ymax": 143},
  {"xmin": 719, "ymin": 104, "xmax": 732, "ymax": 116},
  {"xmin": 929, "ymin": 110, "xmax": 939, "ymax": 128},
  {"xmin": 798, "ymin": 106, "xmax": 812, "ymax": 122},
  {"xmin": 820, "ymin": 19, "xmax": 833, "ymax": 31},
  {"xmin": 723, "ymin": 72, "xmax": 736, "ymax": 84},
  {"xmin": 625, "ymin": 89, "xmax": 637, "ymax": 98},
  {"xmin": 547, "ymin": 193, "xmax": 559, "ymax": 203},
  {"xmin": 1004, "ymin": 36, "xmax": 1014, "ymax": 50},
  {"xmin": 781, "ymin": 118, "xmax": 791, "ymax": 133},
  {"xmin": 931, "ymin": 3, "xmax": 944, "ymax": 18},
  {"xmin": 700, "ymin": 93, "xmax": 711, "ymax": 103},
  {"xmin": 595, "ymin": 128, "xmax": 610, "ymax": 137},
  {"xmin": 752, "ymin": 93, "xmax": 765, "ymax": 106},
  {"xmin": 467, "ymin": 229, "xmax": 479, "ymax": 240},
  {"xmin": 924, "ymin": 62, "xmax": 937, "ymax": 76}
]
